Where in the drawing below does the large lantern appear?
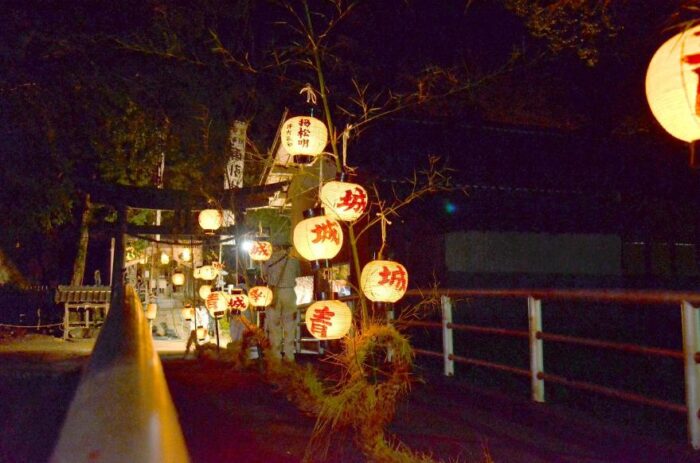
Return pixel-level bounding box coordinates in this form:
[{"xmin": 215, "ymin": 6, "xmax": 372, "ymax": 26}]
[
  {"xmin": 248, "ymin": 286, "xmax": 273, "ymax": 308},
  {"xmin": 205, "ymin": 291, "xmax": 228, "ymax": 319},
  {"xmin": 198, "ymin": 209, "xmax": 223, "ymax": 234},
  {"xmin": 227, "ymin": 289, "xmax": 249, "ymax": 312},
  {"xmin": 320, "ymin": 176, "xmax": 368, "ymax": 222},
  {"xmin": 293, "ymin": 208, "xmax": 343, "ymax": 269},
  {"xmin": 646, "ymin": 25, "xmax": 700, "ymax": 144},
  {"xmin": 249, "ymin": 240, "xmax": 273, "ymax": 262},
  {"xmin": 196, "ymin": 265, "xmax": 218, "ymax": 281},
  {"xmin": 360, "ymin": 259, "xmax": 409, "ymax": 303},
  {"xmin": 172, "ymin": 270, "xmax": 185, "ymax": 286},
  {"xmin": 305, "ymin": 300, "xmax": 352, "ymax": 340},
  {"xmin": 145, "ymin": 302, "xmax": 158, "ymax": 321},
  {"xmin": 281, "ymin": 115, "xmax": 328, "ymax": 164},
  {"xmin": 198, "ymin": 284, "xmax": 212, "ymax": 300}
]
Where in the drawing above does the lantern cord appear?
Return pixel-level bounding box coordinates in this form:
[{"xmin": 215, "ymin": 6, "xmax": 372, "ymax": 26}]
[
  {"xmin": 342, "ymin": 124, "xmax": 352, "ymax": 169},
  {"xmin": 318, "ymin": 152, "xmax": 324, "ymax": 198},
  {"xmin": 300, "ymin": 84, "xmax": 318, "ymax": 105},
  {"xmin": 376, "ymin": 212, "xmax": 392, "ymax": 259}
]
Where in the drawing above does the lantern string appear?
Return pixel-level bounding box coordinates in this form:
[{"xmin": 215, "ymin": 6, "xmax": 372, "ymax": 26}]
[
  {"xmin": 376, "ymin": 211, "xmax": 392, "ymax": 259},
  {"xmin": 299, "ymin": 83, "xmax": 318, "ymax": 105},
  {"xmin": 342, "ymin": 124, "xmax": 352, "ymax": 169}
]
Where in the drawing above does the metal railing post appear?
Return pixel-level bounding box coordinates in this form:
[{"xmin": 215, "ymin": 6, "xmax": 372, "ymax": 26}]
[
  {"xmin": 528, "ymin": 296, "xmax": 545, "ymax": 403},
  {"xmin": 441, "ymin": 295, "xmax": 454, "ymax": 376},
  {"xmin": 681, "ymin": 300, "xmax": 700, "ymax": 449}
]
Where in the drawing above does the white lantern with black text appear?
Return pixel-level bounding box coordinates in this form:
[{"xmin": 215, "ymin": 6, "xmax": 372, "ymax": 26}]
[
  {"xmin": 320, "ymin": 177, "xmax": 368, "ymax": 222},
  {"xmin": 281, "ymin": 116, "xmax": 328, "ymax": 164},
  {"xmin": 646, "ymin": 25, "xmax": 700, "ymax": 143},
  {"xmin": 198, "ymin": 209, "xmax": 223, "ymax": 234},
  {"xmin": 360, "ymin": 260, "xmax": 408, "ymax": 303},
  {"xmin": 248, "ymin": 286, "xmax": 273, "ymax": 308},
  {"xmin": 305, "ymin": 300, "xmax": 352, "ymax": 340},
  {"xmin": 293, "ymin": 208, "xmax": 343, "ymax": 269},
  {"xmin": 249, "ymin": 240, "xmax": 273, "ymax": 262},
  {"xmin": 197, "ymin": 265, "xmax": 218, "ymax": 281}
]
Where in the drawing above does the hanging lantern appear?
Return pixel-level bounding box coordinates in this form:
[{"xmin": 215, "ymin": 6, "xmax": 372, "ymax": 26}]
[
  {"xmin": 196, "ymin": 326, "xmax": 207, "ymax": 342},
  {"xmin": 181, "ymin": 248, "xmax": 192, "ymax": 262},
  {"xmin": 281, "ymin": 115, "xmax": 328, "ymax": 164},
  {"xmin": 293, "ymin": 208, "xmax": 343, "ymax": 269},
  {"xmin": 197, "ymin": 265, "xmax": 218, "ymax": 281},
  {"xmin": 646, "ymin": 25, "xmax": 700, "ymax": 143},
  {"xmin": 227, "ymin": 289, "xmax": 249, "ymax": 312},
  {"xmin": 198, "ymin": 284, "xmax": 212, "ymax": 300},
  {"xmin": 145, "ymin": 302, "xmax": 158, "ymax": 321},
  {"xmin": 305, "ymin": 300, "xmax": 352, "ymax": 340},
  {"xmin": 181, "ymin": 305, "xmax": 194, "ymax": 321},
  {"xmin": 360, "ymin": 259, "xmax": 409, "ymax": 303},
  {"xmin": 172, "ymin": 270, "xmax": 185, "ymax": 286},
  {"xmin": 198, "ymin": 209, "xmax": 223, "ymax": 234},
  {"xmin": 205, "ymin": 291, "xmax": 228, "ymax": 318},
  {"xmin": 160, "ymin": 252, "xmax": 170, "ymax": 265},
  {"xmin": 248, "ymin": 286, "xmax": 274, "ymax": 308},
  {"xmin": 320, "ymin": 175, "xmax": 368, "ymax": 222},
  {"xmin": 249, "ymin": 240, "xmax": 273, "ymax": 262}
]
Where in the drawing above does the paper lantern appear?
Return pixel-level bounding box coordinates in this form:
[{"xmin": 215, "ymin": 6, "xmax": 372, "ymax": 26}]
[
  {"xmin": 305, "ymin": 300, "xmax": 352, "ymax": 340},
  {"xmin": 646, "ymin": 25, "xmax": 700, "ymax": 142},
  {"xmin": 197, "ymin": 265, "xmax": 218, "ymax": 281},
  {"xmin": 281, "ymin": 116, "xmax": 328, "ymax": 164},
  {"xmin": 205, "ymin": 291, "xmax": 228, "ymax": 318},
  {"xmin": 320, "ymin": 179, "xmax": 368, "ymax": 222},
  {"xmin": 160, "ymin": 252, "xmax": 170, "ymax": 265},
  {"xmin": 248, "ymin": 286, "xmax": 273, "ymax": 308},
  {"xmin": 227, "ymin": 290, "xmax": 249, "ymax": 312},
  {"xmin": 145, "ymin": 302, "xmax": 158, "ymax": 321},
  {"xmin": 293, "ymin": 208, "xmax": 343, "ymax": 268},
  {"xmin": 198, "ymin": 284, "xmax": 212, "ymax": 300},
  {"xmin": 196, "ymin": 326, "xmax": 207, "ymax": 342},
  {"xmin": 180, "ymin": 248, "xmax": 192, "ymax": 262},
  {"xmin": 172, "ymin": 271, "xmax": 185, "ymax": 286},
  {"xmin": 181, "ymin": 305, "xmax": 194, "ymax": 321},
  {"xmin": 249, "ymin": 240, "xmax": 273, "ymax": 262},
  {"xmin": 360, "ymin": 260, "xmax": 408, "ymax": 303},
  {"xmin": 198, "ymin": 209, "xmax": 223, "ymax": 234}
]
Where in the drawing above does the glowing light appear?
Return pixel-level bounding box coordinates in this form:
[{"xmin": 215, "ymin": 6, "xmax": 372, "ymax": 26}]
[
  {"xmin": 304, "ymin": 300, "xmax": 352, "ymax": 340},
  {"xmin": 360, "ymin": 259, "xmax": 409, "ymax": 303}
]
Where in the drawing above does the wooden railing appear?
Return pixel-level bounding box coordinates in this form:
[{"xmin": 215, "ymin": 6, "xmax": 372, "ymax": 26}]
[{"xmin": 395, "ymin": 288, "xmax": 700, "ymax": 449}]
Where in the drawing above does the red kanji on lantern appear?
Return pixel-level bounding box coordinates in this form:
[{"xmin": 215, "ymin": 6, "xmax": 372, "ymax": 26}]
[
  {"xmin": 377, "ymin": 265, "xmax": 407, "ymax": 291},
  {"xmin": 249, "ymin": 287, "xmax": 262, "ymax": 302},
  {"xmin": 251, "ymin": 242, "xmax": 271, "ymax": 258},
  {"xmin": 228, "ymin": 296, "xmax": 247, "ymax": 310},
  {"xmin": 311, "ymin": 220, "xmax": 340, "ymax": 245},
  {"xmin": 308, "ymin": 305, "xmax": 335, "ymax": 338},
  {"xmin": 335, "ymin": 187, "xmax": 367, "ymax": 213},
  {"xmin": 206, "ymin": 293, "xmax": 219, "ymax": 311}
]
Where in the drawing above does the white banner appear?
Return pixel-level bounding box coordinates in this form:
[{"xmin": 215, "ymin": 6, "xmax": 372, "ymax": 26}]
[{"xmin": 224, "ymin": 120, "xmax": 247, "ymax": 190}]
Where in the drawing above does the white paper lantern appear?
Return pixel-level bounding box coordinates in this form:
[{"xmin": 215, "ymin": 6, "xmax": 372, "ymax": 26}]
[
  {"xmin": 172, "ymin": 271, "xmax": 185, "ymax": 286},
  {"xmin": 196, "ymin": 326, "xmax": 207, "ymax": 342},
  {"xmin": 249, "ymin": 240, "xmax": 273, "ymax": 262},
  {"xmin": 293, "ymin": 208, "xmax": 343, "ymax": 268},
  {"xmin": 160, "ymin": 252, "xmax": 170, "ymax": 265},
  {"xmin": 227, "ymin": 290, "xmax": 249, "ymax": 312},
  {"xmin": 305, "ymin": 300, "xmax": 352, "ymax": 340},
  {"xmin": 281, "ymin": 116, "xmax": 328, "ymax": 163},
  {"xmin": 197, "ymin": 265, "xmax": 218, "ymax": 281},
  {"xmin": 360, "ymin": 259, "xmax": 409, "ymax": 303},
  {"xmin": 180, "ymin": 248, "xmax": 192, "ymax": 262},
  {"xmin": 248, "ymin": 286, "xmax": 274, "ymax": 308},
  {"xmin": 198, "ymin": 209, "xmax": 223, "ymax": 234},
  {"xmin": 181, "ymin": 305, "xmax": 194, "ymax": 321},
  {"xmin": 198, "ymin": 284, "xmax": 212, "ymax": 300},
  {"xmin": 646, "ymin": 25, "xmax": 700, "ymax": 142},
  {"xmin": 320, "ymin": 179, "xmax": 368, "ymax": 222},
  {"xmin": 145, "ymin": 302, "xmax": 158, "ymax": 321},
  {"xmin": 205, "ymin": 291, "xmax": 228, "ymax": 318}
]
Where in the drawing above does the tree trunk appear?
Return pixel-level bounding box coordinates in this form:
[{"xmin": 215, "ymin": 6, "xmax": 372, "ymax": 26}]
[{"xmin": 71, "ymin": 193, "xmax": 91, "ymax": 286}]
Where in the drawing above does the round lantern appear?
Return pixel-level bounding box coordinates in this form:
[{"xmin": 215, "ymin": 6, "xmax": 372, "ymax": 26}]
[
  {"xmin": 281, "ymin": 115, "xmax": 328, "ymax": 164},
  {"xmin": 160, "ymin": 252, "xmax": 170, "ymax": 265},
  {"xmin": 197, "ymin": 265, "xmax": 218, "ymax": 281},
  {"xmin": 305, "ymin": 300, "xmax": 352, "ymax": 340},
  {"xmin": 180, "ymin": 248, "xmax": 192, "ymax": 262},
  {"xmin": 227, "ymin": 289, "xmax": 249, "ymax": 312},
  {"xmin": 196, "ymin": 326, "xmax": 207, "ymax": 342},
  {"xmin": 360, "ymin": 259, "xmax": 409, "ymax": 303},
  {"xmin": 205, "ymin": 291, "xmax": 228, "ymax": 318},
  {"xmin": 181, "ymin": 305, "xmax": 194, "ymax": 321},
  {"xmin": 320, "ymin": 177, "xmax": 368, "ymax": 222},
  {"xmin": 293, "ymin": 208, "xmax": 343, "ymax": 269},
  {"xmin": 249, "ymin": 240, "xmax": 273, "ymax": 262},
  {"xmin": 248, "ymin": 285, "xmax": 274, "ymax": 308},
  {"xmin": 198, "ymin": 209, "xmax": 223, "ymax": 234},
  {"xmin": 646, "ymin": 25, "xmax": 700, "ymax": 143},
  {"xmin": 198, "ymin": 284, "xmax": 212, "ymax": 300},
  {"xmin": 145, "ymin": 302, "xmax": 158, "ymax": 321},
  {"xmin": 172, "ymin": 270, "xmax": 185, "ymax": 286}
]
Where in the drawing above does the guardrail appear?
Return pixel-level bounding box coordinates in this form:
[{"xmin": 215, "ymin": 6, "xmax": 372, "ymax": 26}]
[
  {"xmin": 50, "ymin": 284, "xmax": 189, "ymax": 463},
  {"xmin": 396, "ymin": 288, "xmax": 700, "ymax": 450}
]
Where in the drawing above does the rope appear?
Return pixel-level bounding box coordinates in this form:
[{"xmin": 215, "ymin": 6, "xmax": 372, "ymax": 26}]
[
  {"xmin": 376, "ymin": 212, "xmax": 392, "ymax": 259},
  {"xmin": 299, "ymin": 84, "xmax": 318, "ymax": 105},
  {"xmin": 342, "ymin": 124, "xmax": 352, "ymax": 168},
  {"xmin": 0, "ymin": 322, "xmax": 64, "ymax": 329}
]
